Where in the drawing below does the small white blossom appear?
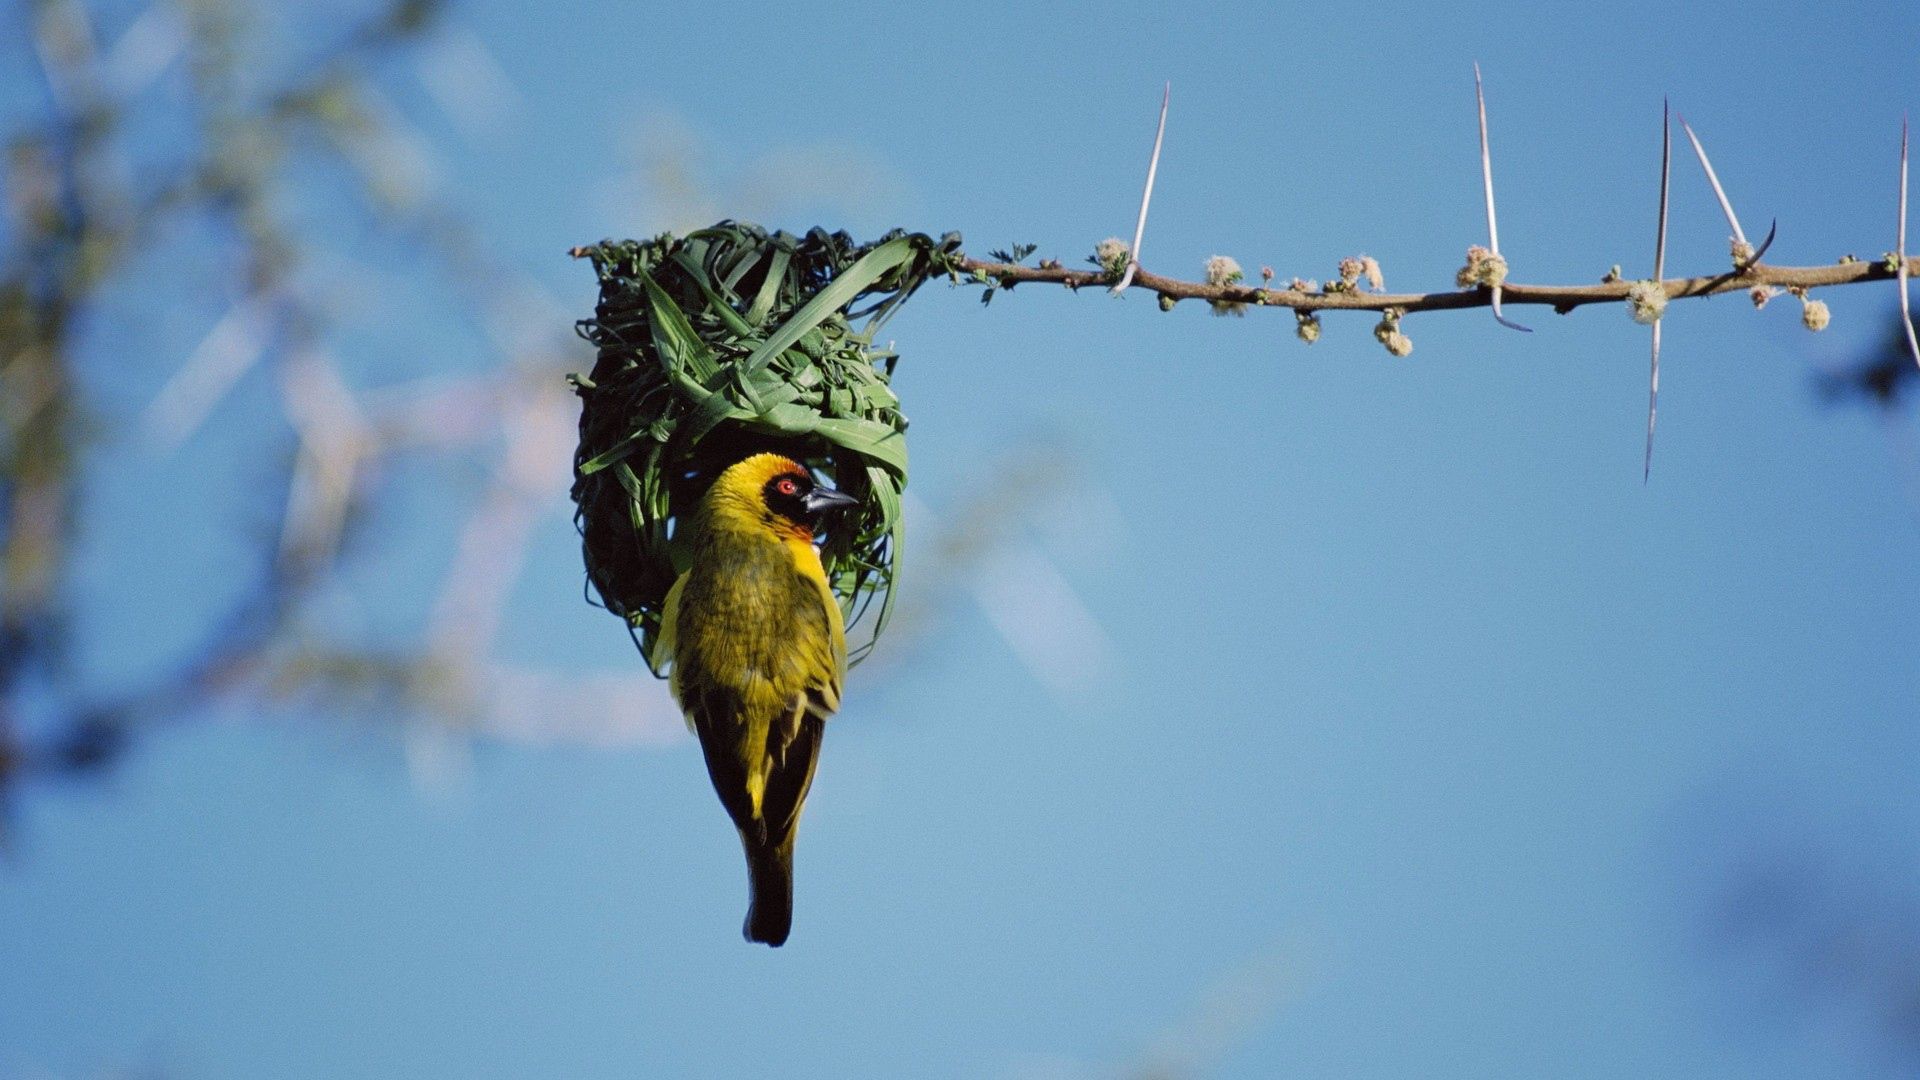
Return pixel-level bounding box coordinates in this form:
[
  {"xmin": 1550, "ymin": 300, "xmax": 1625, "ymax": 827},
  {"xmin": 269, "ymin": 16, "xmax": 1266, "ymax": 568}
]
[
  {"xmin": 1205, "ymin": 255, "xmax": 1246, "ymax": 316},
  {"xmin": 1626, "ymin": 280, "xmax": 1668, "ymax": 325},
  {"xmin": 1204, "ymin": 255, "xmax": 1244, "ymax": 287},
  {"xmin": 1295, "ymin": 311, "xmax": 1321, "ymax": 344},
  {"xmin": 1095, "ymin": 237, "xmax": 1130, "ymax": 276},
  {"xmin": 1373, "ymin": 309, "xmax": 1411, "ymax": 355},
  {"xmin": 1801, "ymin": 297, "xmax": 1830, "ymax": 332},
  {"xmin": 1361, "ymin": 255, "xmax": 1384, "ymax": 291},
  {"xmin": 1455, "ymin": 245, "xmax": 1508, "ymax": 288}
]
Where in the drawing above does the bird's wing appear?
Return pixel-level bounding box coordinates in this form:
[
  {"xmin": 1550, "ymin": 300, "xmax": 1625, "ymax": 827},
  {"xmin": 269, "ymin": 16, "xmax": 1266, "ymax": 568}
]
[
  {"xmin": 652, "ymin": 571, "xmax": 688, "ymax": 680},
  {"xmin": 796, "ymin": 565, "xmax": 844, "ymax": 721},
  {"xmin": 754, "ymin": 562, "xmax": 842, "ymax": 838},
  {"xmin": 684, "ymin": 680, "xmax": 761, "ymax": 836},
  {"xmin": 761, "ymin": 700, "xmax": 824, "ymax": 838}
]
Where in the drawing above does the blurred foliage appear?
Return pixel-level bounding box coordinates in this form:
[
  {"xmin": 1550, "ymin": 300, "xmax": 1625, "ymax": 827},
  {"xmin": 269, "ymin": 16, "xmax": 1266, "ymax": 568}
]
[
  {"xmin": 0, "ymin": 0, "xmax": 461, "ymax": 809},
  {"xmin": 1709, "ymin": 846, "xmax": 1920, "ymax": 1066},
  {"xmin": 1819, "ymin": 311, "xmax": 1920, "ymax": 408},
  {"xmin": 570, "ymin": 223, "xmax": 960, "ymax": 666}
]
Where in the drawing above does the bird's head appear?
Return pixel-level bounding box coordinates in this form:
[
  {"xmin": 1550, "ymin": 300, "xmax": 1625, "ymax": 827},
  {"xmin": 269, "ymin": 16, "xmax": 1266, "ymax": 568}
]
[{"xmin": 705, "ymin": 453, "xmax": 859, "ymax": 540}]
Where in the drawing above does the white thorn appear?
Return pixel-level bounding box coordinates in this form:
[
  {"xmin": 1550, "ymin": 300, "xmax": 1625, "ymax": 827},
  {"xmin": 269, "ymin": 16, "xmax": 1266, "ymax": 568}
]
[
  {"xmin": 1899, "ymin": 115, "xmax": 1920, "ymax": 373},
  {"xmin": 1475, "ymin": 64, "xmax": 1500, "ymax": 255},
  {"xmin": 1645, "ymin": 322, "xmax": 1663, "ymax": 483},
  {"xmin": 1679, "ymin": 116, "xmax": 1750, "ymax": 251},
  {"xmin": 1646, "ymin": 99, "xmax": 1672, "ymax": 483},
  {"xmin": 1475, "ymin": 64, "xmax": 1530, "ymax": 333},
  {"xmin": 1111, "ymin": 82, "xmax": 1169, "ymax": 296}
]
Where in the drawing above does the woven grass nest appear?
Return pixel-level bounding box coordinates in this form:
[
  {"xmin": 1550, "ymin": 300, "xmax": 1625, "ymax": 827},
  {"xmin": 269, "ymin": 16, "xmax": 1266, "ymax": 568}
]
[{"xmin": 569, "ymin": 221, "xmax": 961, "ymax": 669}]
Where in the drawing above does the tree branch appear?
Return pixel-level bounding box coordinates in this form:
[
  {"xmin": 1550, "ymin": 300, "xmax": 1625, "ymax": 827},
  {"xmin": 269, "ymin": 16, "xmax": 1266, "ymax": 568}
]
[{"xmin": 954, "ymin": 254, "xmax": 1920, "ymax": 317}]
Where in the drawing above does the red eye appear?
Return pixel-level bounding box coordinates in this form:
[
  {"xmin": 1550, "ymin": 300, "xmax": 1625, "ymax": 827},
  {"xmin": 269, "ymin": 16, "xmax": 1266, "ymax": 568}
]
[{"xmin": 776, "ymin": 478, "xmax": 799, "ymax": 496}]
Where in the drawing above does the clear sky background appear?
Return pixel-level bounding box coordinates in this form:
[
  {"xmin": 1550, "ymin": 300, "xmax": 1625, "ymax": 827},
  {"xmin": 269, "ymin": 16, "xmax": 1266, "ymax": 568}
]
[{"xmin": 6, "ymin": 2, "xmax": 1920, "ymax": 1078}]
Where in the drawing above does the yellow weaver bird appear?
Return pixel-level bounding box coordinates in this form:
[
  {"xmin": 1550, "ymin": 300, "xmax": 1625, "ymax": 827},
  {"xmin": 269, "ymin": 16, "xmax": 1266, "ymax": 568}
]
[{"xmin": 654, "ymin": 453, "xmax": 857, "ymax": 946}]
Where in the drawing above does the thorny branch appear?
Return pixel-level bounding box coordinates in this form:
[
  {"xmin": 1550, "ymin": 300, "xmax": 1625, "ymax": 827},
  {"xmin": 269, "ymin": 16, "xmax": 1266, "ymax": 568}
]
[
  {"xmin": 953, "ymin": 253, "xmax": 1920, "ymax": 319},
  {"xmin": 986, "ymin": 76, "xmax": 1918, "ymax": 397}
]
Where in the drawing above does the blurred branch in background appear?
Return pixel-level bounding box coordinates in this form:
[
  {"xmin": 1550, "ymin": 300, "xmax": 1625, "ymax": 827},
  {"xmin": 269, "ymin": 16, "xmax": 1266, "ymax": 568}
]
[
  {"xmin": 1814, "ymin": 310, "xmax": 1920, "ymax": 532},
  {"xmin": 1123, "ymin": 945, "xmax": 1304, "ymax": 1080},
  {"xmin": 1820, "ymin": 311, "xmax": 1920, "ymax": 409},
  {"xmin": 0, "ymin": 0, "xmax": 673, "ymax": 815},
  {"xmin": 1704, "ymin": 842, "xmax": 1920, "ymax": 1069},
  {"xmin": 862, "ymin": 442, "xmax": 1117, "ymax": 708},
  {"xmin": 610, "ymin": 110, "xmax": 909, "ymax": 238},
  {"xmin": 1000, "ymin": 942, "xmax": 1307, "ymax": 1080}
]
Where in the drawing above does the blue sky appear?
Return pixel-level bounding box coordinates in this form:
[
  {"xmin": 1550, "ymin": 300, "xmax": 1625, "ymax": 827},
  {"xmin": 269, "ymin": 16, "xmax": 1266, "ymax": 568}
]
[{"xmin": 6, "ymin": 1, "xmax": 1920, "ymax": 1078}]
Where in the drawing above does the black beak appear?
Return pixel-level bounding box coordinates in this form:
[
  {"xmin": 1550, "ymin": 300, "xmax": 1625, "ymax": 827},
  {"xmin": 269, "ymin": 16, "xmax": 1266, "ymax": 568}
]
[{"xmin": 803, "ymin": 486, "xmax": 859, "ymax": 515}]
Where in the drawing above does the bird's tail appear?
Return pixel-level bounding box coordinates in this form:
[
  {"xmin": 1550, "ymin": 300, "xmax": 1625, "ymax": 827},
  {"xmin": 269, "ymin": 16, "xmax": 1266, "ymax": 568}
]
[{"xmin": 743, "ymin": 834, "xmax": 794, "ymax": 947}]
